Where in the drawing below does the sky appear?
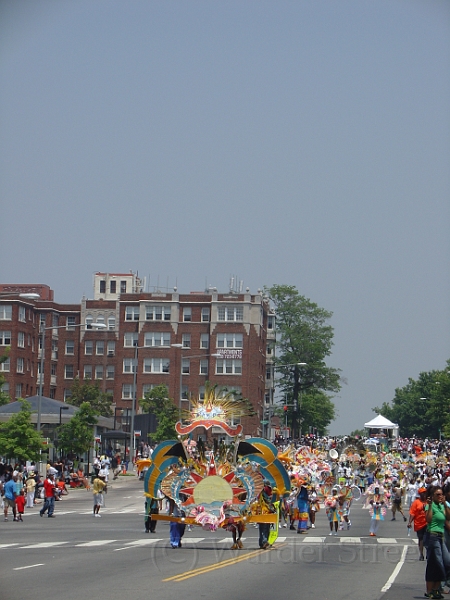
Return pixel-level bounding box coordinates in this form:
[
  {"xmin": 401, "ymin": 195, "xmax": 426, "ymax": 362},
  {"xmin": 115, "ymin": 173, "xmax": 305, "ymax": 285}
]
[{"xmin": 1, "ymin": 0, "xmax": 449, "ymax": 435}]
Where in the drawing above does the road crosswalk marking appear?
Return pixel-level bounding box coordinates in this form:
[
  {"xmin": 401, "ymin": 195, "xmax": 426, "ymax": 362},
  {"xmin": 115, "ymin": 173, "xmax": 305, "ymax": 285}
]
[
  {"xmin": 75, "ymin": 540, "xmax": 117, "ymax": 547},
  {"xmin": 20, "ymin": 542, "xmax": 69, "ymax": 549}
]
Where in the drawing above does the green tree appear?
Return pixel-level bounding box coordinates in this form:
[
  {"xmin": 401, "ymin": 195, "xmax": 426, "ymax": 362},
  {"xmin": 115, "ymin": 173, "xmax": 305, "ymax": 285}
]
[
  {"xmin": 300, "ymin": 390, "xmax": 336, "ymax": 435},
  {"xmin": 373, "ymin": 360, "xmax": 450, "ymax": 439},
  {"xmin": 265, "ymin": 284, "xmax": 341, "ymax": 437},
  {"xmin": 0, "ymin": 347, "xmax": 11, "ymax": 406},
  {"xmin": 140, "ymin": 384, "xmax": 178, "ymax": 442},
  {"xmin": 68, "ymin": 377, "xmax": 113, "ymax": 417},
  {"xmin": 0, "ymin": 399, "xmax": 46, "ymax": 461},
  {"xmin": 57, "ymin": 402, "xmax": 98, "ymax": 456}
]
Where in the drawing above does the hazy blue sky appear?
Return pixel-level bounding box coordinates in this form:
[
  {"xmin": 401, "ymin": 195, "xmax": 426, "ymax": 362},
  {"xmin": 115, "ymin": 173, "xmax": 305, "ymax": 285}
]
[{"xmin": 1, "ymin": 1, "xmax": 449, "ymax": 434}]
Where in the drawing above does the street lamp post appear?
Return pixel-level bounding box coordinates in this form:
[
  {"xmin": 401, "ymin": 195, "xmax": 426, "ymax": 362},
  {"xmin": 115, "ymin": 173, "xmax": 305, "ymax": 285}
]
[
  {"xmin": 58, "ymin": 406, "xmax": 69, "ymax": 459},
  {"xmin": 37, "ymin": 321, "xmax": 106, "ymax": 431},
  {"xmin": 171, "ymin": 344, "xmax": 221, "ymax": 420}
]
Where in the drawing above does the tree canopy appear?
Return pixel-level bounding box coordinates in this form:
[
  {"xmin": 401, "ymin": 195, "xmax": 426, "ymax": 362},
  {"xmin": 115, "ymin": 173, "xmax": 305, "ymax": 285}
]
[
  {"xmin": 67, "ymin": 377, "xmax": 113, "ymax": 417},
  {"xmin": 373, "ymin": 360, "xmax": 450, "ymax": 439},
  {"xmin": 56, "ymin": 402, "xmax": 99, "ymax": 457},
  {"xmin": 265, "ymin": 284, "xmax": 341, "ymax": 436},
  {"xmin": 0, "ymin": 399, "xmax": 46, "ymax": 461},
  {"xmin": 140, "ymin": 384, "xmax": 178, "ymax": 442}
]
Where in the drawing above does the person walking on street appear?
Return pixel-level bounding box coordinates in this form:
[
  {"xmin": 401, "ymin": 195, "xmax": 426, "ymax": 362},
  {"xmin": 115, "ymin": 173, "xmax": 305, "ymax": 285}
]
[
  {"xmin": 3, "ymin": 475, "xmax": 18, "ymax": 521},
  {"xmin": 40, "ymin": 473, "xmax": 56, "ymax": 518},
  {"xmin": 92, "ymin": 473, "xmax": 107, "ymax": 517},
  {"xmin": 408, "ymin": 486, "xmax": 428, "ymax": 561}
]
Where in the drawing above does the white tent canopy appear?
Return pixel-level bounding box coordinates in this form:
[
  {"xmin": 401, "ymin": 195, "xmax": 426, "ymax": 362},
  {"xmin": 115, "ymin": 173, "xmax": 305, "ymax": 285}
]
[{"xmin": 364, "ymin": 414, "xmax": 399, "ymax": 437}]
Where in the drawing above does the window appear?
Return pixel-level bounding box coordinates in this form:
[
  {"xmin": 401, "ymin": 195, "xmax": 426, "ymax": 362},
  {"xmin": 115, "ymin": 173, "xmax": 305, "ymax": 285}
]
[
  {"xmin": 64, "ymin": 389, "xmax": 72, "ymax": 401},
  {"xmin": 200, "ymin": 359, "xmax": 208, "ymax": 375},
  {"xmin": 145, "ymin": 305, "xmax": 171, "ymax": 321},
  {"xmin": 142, "ymin": 384, "xmax": 155, "ymax": 396},
  {"xmin": 217, "ymin": 333, "xmax": 243, "ymax": 348},
  {"xmin": 125, "ymin": 306, "xmax": 140, "ymax": 321},
  {"xmin": 84, "ymin": 365, "xmax": 93, "ymax": 379},
  {"xmin": 100, "ymin": 280, "xmax": 106, "ymax": 293},
  {"xmin": 143, "ymin": 358, "xmax": 170, "ymax": 374},
  {"xmin": 124, "ymin": 332, "xmax": 138, "ymax": 347},
  {"xmin": 0, "ymin": 305, "xmax": 12, "ymax": 320},
  {"xmin": 268, "ymin": 315, "xmax": 275, "ymax": 330},
  {"xmin": 200, "ymin": 334, "xmax": 209, "ymax": 349},
  {"xmin": 17, "ymin": 332, "xmax": 25, "ymax": 348},
  {"xmin": 65, "ymin": 340, "xmax": 74, "ymax": 355},
  {"xmin": 182, "ymin": 358, "xmax": 190, "ymax": 374},
  {"xmin": 216, "ymin": 359, "xmax": 242, "ymax": 375},
  {"xmin": 27, "ymin": 334, "xmax": 31, "ymax": 347},
  {"xmin": 15, "ymin": 383, "xmax": 22, "ymax": 399},
  {"xmin": 217, "ymin": 305, "xmax": 243, "ymax": 322},
  {"xmin": 182, "ymin": 333, "xmax": 191, "ymax": 348},
  {"xmin": 85, "ymin": 341, "xmax": 93, "ymax": 355},
  {"xmin": 18, "ymin": 306, "xmax": 26, "ymax": 322},
  {"xmin": 1, "ymin": 381, "xmax": 10, "ymax": 395},
  {"xmin": 201, "ymin": 307, "xmax": 210, "ymax": 322},
  {"xmin": 267, "ymin": 343, "xmax": 273, "ymax": 355},
  {"xmin": 52, "ymin": 314, "xmax": 59, "ymax": 328},
  {"xmin": 0, "ymin": 357, "xmax": 10, "ymax": 372},
  {"xmin": 67, "ymin": 316, "xmax": 76, "ymax": 330},
  {"xmin": 183, "ymin": 307, "xmax": 192, "ymax": 322},
  {"xmin": 120, "ymin": 280, "xmax": 127, "ymax": 294},
  {"xmin": 144, "ymin": 332, "xmax": 171, "ymax": 347},
  {"xmin": 95, "ymin": 365, "xmax": 103, "ymax": 380},
  {"xmin": 86, "ymin": 315, "xmax": 93, "ymax": 329},
  {"xmin": 122, "ymin": 383, "xmax": 132, "ymax": 399},
  {"xmin": 110, "ymin": 280, "xmax": 116, "ymax": 294},
  {"xmin": 107, "ymin": 341, "xmax": 115, "ymax": 356},
  {"xmin": 96, "ymin": 341, "xmax": 104, "ymax": 355},
  {"xmin": 16, "ymin": 358, "xmax": 24, "ymax": 373},
  {"xmin": 106, "ymin": 365, "xmax": 115, "ymax": 379},
  {"xmin": 108, "ymin": 316, "xmax": 115, "ymax": 330},
  {"xmin": 123, "ymin": 358, "xmax": 137, "ymax": 373},
  {"xmin": 96, "ymin": 314, "xmax": 105, "ymax": 327},
  {"xmin": 51, "ymin": 363, "xmax": 57, "ymax": 376},
  {"xmin": 266, "ymin": 366, "xmax": 272, "ymax": 380}
]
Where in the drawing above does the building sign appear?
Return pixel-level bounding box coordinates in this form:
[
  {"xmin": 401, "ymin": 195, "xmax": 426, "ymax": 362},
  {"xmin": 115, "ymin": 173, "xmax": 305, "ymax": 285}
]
[
  {"xmin": 134, "ymin": 430, "xmax": 141, "ymax": 437},
  {"xmin": 215, "ymin": 349, "xmax": 243, "ymax": 359}
]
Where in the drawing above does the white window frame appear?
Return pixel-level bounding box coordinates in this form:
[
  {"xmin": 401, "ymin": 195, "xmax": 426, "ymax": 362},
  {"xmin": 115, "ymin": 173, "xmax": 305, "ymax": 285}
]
[
  {"xmin": 216, "ymin": 359, "xmax": 242, "ymax": 375},
  {"xmin": 122, "ymin": 384, "xmax": 133, "ymax": 399},
  {"xmin": 96, "ymin": 340, "xmax": 104, "ymax": 355},
  {"xmin": 123, "ymin": 358, "xmax": 137, "ymax": 374},
  {"xmin": 84, "ymin": 365, "xmax": 93, "ymax": 379},
  {"xmin": 66, "ymin": 316, "xmax": 76, "ymax": 330},
  {"xmin": 182, "ymin": 358, "xmax": 190, "ymax": 374},
  {"xmin": 65, "ymin": 340, "xmax": 75, "ymax": 355},
  {"xmin": 183, "ymin": 307, "xmax": 192, "ymax": 322},
  {"xmin": 0, "ymin": 357, "xmax": 10, "ymax": 372},
  {"xmin": 106, "ymin": 365, "xmax": 115, "ymax": 379},
  {"xmin": 95, "ymin": 365, "xmax": 103, "ymax": 380},
  {"xmin": 217, "ymin": 305, "xmax": 243, "ymax": 322},
  {"xmin": 216, "ymin": 333, "xmax": 243, "ymax": 348},
  {"xmin": 201, "ymin": 307, "xmax": 210, "ymax": 322},
  {"xmin": 17, "ymin": 332, "xmax": 25, "ymax": 348},
  {"xmin": 125, "ymin": 306, "xmax": 140, "ymax": 321},
  {"xmin": 143, "ymin": 358, "xmax": 170, "ymax": 374},
  {"xmin": 107, "ymin": 341, "xmax": 116, "ymax": 356},
  {"xmin": 65, "ymin": 365, "xmax": 74, "ymax": 379},
  {"xmin": 108, "ymin": 316, "xmax": 115, "ymax": 331},
  {"xmin": 18, "ymin": 306, "xmax": 26, "ymax": 322},
  {"xmin": 124, "ymin": 332, "xmax": 138, "ymax": 347},
  {"xmin": 145, "ymin": 305, "xmax": 171, "ymax": 321},
  {"xmin": 200, "ymin": 359, "xmax": 208, "ymax": 375},
  {"xmin": 182, "ymin": 333, "xmax": 191, "ymax": 348},
  {"xmin": 0, "ymin": 331, "xmax": 12, "ymax": 345},
  {"xmin": 144, "ymin": 332, "xmax": 171, "ymax": 347},
  {"xmin": 16, "ymin": 357, "xmax": 24, "ymax": 373},
  {"xmin": 15, "ymin": 383, "xmax": 22, "ymax": 399},
  {"xmin": 85, "ymin": 341, "xmax": 93, "ymax": 355},
  {"xmin": 200, "ymin": 333, "xmax": 209, "ymax": 349},
  {"xmin": 0, "ymin": 305, "xmax": 12, "ymax": 320}
]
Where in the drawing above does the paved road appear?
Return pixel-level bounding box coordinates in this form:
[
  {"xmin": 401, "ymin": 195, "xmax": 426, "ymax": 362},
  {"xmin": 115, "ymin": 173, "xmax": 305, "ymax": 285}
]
[{"xmin": 0, "ymin": 476, "xmax": 427, "ymax": 600}]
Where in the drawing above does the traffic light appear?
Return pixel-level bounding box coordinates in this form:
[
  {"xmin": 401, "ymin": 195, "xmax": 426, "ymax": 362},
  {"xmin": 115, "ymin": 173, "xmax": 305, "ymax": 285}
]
[{"xmin": 283, "ymin": 405, "xmax": 288, "ymax": 412}]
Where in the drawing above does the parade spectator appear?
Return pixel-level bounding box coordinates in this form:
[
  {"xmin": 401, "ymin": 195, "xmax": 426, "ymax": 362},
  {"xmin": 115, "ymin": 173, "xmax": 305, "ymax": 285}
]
[
  {"xmin": 15, "ymin": 489, "xmax": 26, "ymax": 521},
  {"xmin": 408, "ymin": 487, "xmax": 428, "ymax": 561},
  {"xmin": 92, "ymin": 473, "xmax": 107, "ymax": 517},
  {"xmin": 424, "ymin": 486, "xmax": 450, "ymax": 599},
  {"xmin": 40, "ymin": 473, "xmax": 56, "ymax": 518}
]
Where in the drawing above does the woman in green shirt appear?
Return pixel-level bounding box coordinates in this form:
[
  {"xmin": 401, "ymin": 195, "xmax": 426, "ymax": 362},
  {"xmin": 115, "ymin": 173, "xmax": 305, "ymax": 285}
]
[{"xmin": 424, "ymin": 486, "xmax": 450, "ymax": 599}]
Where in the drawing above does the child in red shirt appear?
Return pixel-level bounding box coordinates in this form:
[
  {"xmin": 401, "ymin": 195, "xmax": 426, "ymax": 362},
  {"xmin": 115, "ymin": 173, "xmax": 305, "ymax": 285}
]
[{"xmin": 15, "ymin": 489, "xmax": 26, "ymax": 522}]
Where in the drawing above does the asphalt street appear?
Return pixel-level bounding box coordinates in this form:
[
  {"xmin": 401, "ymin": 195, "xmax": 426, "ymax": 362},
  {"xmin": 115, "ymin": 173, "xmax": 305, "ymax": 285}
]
[{"xmin": 0, "ymin": 476, "xmax": 428, "ymax": 600}]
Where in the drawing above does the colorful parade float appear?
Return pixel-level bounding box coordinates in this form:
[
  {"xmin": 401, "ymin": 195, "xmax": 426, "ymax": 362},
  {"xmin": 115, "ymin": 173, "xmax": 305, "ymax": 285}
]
[{"xmin": 142, "ymin": 385, "xmax": 291, "ymax": 547}]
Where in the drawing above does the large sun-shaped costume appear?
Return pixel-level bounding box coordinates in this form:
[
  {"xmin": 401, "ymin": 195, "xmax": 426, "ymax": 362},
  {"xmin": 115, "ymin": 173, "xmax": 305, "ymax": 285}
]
[{"xmin": 144, "ymin": 385, "xmax": 291, "ymax": 532}]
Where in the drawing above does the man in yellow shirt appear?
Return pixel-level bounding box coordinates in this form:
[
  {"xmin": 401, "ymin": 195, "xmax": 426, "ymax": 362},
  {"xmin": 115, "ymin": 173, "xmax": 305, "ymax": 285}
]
[{"xmin": 92, "ymin": 474, "xmax": 107, "ymax": 518}]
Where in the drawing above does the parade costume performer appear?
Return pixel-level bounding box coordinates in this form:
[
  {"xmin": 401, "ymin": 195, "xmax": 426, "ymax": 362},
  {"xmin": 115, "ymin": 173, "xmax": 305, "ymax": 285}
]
[
  {"xmin": 424, "ymin": 486, "xmax": 450, "ymax": 599},
  {"xmin": 366, "ymin": 484, "xmax": 387, "ymax": 537},
  {"xmin": 143, "ymin": 383, "xmax": 291, "ymax": 551},
  {"xmin": 408, "ymin": 487, "xmax": 427, "ymax": 561},
  {"xmin": 325, "ymin": 489, "xmax": 340, "ymax": 535},
  {"xmin": 294, "ymin": 484, "xmax": 310, "ymax": 534},
  {"xmin": 144, "ymin": 497, "xmax": 159, "ymax": 533}
]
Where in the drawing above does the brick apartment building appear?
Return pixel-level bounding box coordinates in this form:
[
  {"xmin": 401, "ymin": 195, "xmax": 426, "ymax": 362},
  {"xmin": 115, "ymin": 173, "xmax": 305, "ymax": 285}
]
[{"xmin": 0, "ymin": 274, "xmax": 276, "ymax": 438}]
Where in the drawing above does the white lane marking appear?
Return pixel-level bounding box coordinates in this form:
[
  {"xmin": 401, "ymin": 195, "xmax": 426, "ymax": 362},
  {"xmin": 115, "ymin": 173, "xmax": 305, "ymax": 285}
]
[
  {"xmin": 377, "ymin": 538, "xmax": 398, "ymax": 544},
  {"xmin": 276, "ymin": 537, "xmax": 287, "ymax": 542},
  {"xmin": 181, "ymin": 538, "xmax": 205, "ymax": 543},
  {"xmin": 125, "ymin": 539, "xmax": 163, "ymax": 546},
  {"xmin": 75, "ymin": 540, "xmax": 117, "ymax": 547},
  {"xmin": 340, "ymin": 537, "xmax": 362, "ymax": 543},
  {"xmin": 20, "ymin": 542, "xmax": 69, "ymax": 549},
  {"xmin": 301, "ymin": 537, "xmax": 326, "ymax": 543},
  {"xmin": 14, "ymin": 564, "xmax": 44, "ymax": 570},
  {"xmin": 0, "ymin": 544, "xmax": 19, "ymax": 549},
  {"xmin": 381, "ymin": 544, "xmax": 408, "ymax": 593}
]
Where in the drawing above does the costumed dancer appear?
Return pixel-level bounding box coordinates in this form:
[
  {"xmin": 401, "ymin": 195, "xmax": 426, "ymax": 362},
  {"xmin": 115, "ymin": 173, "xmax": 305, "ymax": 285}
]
[
  {"xmin": 308, "ymin": 488, "xmax": 320, "ymax": 529},
  {"xmin": 144, "ymin": 497, "xmax": 159, "ymax": 533},
  {"xmin": 367, "ymin": 484, "xmax": 386, "ymax": 537},
  {"xmin": 325, "ymin": 489, "xmax": 340, "ymax": 536},
  {"xmin": 223, "ymin": 501, "xmax": 244, "ymax": 549},
  {"xmin": 169, "ymin": 501, "xmax": 186, "ymax": 549},
  {"xmin": 295, "ymin": 483, "xmax": 310, "ymax": 534},
  {"xmin": 258, "ymin": 481, "xmax": 273, "ymax": 549}
]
